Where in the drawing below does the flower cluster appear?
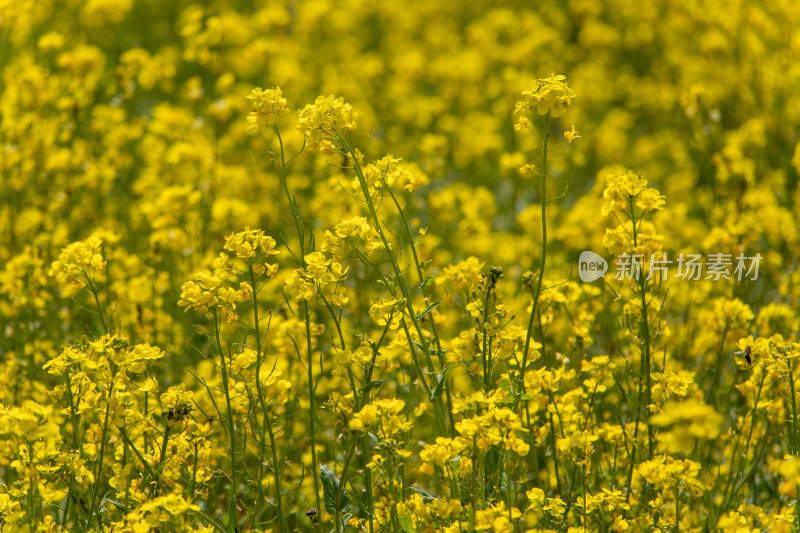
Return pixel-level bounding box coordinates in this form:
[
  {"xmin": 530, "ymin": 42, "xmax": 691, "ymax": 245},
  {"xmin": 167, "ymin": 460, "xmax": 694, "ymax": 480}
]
[
  {"xmin": 246, "ymin": 86, "xmax": 288, "ymax": 132},
  {"xmin": 296, "ymin": 95, "xmax": 358, "ymax": 153},
  {"xmin": 49, "ymin": 235, "xmax": 106, "ymax": 296},
  {"xmin": 515, "ymin": 73, "xmax": 576, "ymax": 125}
]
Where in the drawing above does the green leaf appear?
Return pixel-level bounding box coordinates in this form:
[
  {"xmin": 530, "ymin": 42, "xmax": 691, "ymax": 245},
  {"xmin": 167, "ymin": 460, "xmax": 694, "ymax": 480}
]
[
  {"xmin": 360, "ymin": 380, "xmax": 386, "ymax": 394},
  {"xmin": 429, "ymin": 364, "xmax": 456, "ymax": 402},
  {"xmin": 397, "ymin": 513, "xmax": 415, "ymax": 533},
  {"xmin": 409, "ymin": 486, "xmax": 438, "ymax": 502},
  {"xmin": 419, "ymin": 275, "xmax": 436, "ymax": 289},
  {"xmin": 367, "ymin": 432, "xmax": 379, "ymax": 447},
  {"xmin": 449, "ymin": 457, "xmax": 461, "ymax": 475},
  {"xmin": 286, "ymin": 511, "xmax": 298, "ymax": 530},
  {"xmin": 415, "ymin": 301, "xmax": 441, "ymax": 321},
  {"xmin": 320, "ymin": 464, "xmax": 351, "ymax": 514},
  {"xmin": 102, "ymin": 498, "xmax": 125, "ymax": 512}
]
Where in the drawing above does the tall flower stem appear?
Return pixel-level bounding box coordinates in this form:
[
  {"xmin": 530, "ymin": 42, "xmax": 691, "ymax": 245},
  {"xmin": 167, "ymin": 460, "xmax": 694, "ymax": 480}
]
[
  {"xmin": 248, "ymin": 263, "xmax": 288, "ymax": 532},
  {"xmin": 629, "ymin": 197, "xmax": 655, "ymax": 459},
  {"xmin": 386, "ymin": 187, "xmax": 456, "ymax": 430},
  {"xmin": 272, "ymin": 125, "xmax": 323, "ymax": 519},
  {"xmin": 521, "ymin": 113, "xmax": 550, "ymax": 384},
  {"xmin": 333, "ymin": 131, "xmax": 451, "ymax": 437},
  {"xmin": 213, "ymin": 310, "xmax": 238, "ymax": 533}
]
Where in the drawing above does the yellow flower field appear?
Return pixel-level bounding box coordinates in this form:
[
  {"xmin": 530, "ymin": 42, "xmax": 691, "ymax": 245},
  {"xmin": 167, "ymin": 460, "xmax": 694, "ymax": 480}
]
[{"xmin": 2, "ymin": 0, "xmax": 800, "ymax": 532}]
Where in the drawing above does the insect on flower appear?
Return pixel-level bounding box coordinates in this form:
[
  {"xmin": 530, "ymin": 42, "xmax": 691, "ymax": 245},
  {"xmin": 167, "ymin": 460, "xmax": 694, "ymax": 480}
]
[
  {"xmin": 306, "ymin": 508, "xmax": 319, "ymax": 524},
  {"xmin": 734, "ymin": 346, "xmax": 752, "ymax": 365}
]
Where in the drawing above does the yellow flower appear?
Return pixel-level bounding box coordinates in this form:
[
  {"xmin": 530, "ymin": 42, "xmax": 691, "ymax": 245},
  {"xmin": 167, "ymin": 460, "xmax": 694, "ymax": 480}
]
[
  {"xmin": 650, "ymin": 399, "xmax": 724, "ymax": 453},
  {"xmin": 223, "ymin": 227, "xmax": 280, "ymax": 259},
  {"xmin": 178, "ymin": 270, "xmax": 221, "ymax": 312},
  {"xmin": 601, "ymin": 168, "xmax": 650, "ymax": 217},
  {"xmin": 369, "ymin": 297, "xmax": 406, "ymax": 329},
  {"xmin": 515, "ymin": 74, "xmax": 575, "ymax": 122},
  {"xmin": 474, "ymin": 502, "xmax": 521, "ymax": 533},
  {"xmin": 297, "ymin": 95, "xmax": 358, "ymax": 151},
  {"xmin": 49, "ymin": 236, "xmax": 106, "ymax": 297},
  {"xmin": 284, "ymin": 269, "xmax": 316, "ymax": 301},
  {"xmin": 246, "ymin": 86, "xmax": 288, "ymax": 132},
  {"xmin": 564, "ymin": 124, "xmax": 581, "ymax": 143}
]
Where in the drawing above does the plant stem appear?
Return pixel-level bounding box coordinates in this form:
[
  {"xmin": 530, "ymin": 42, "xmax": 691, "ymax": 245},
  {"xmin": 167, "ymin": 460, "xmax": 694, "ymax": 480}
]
[
  {"xmin": 249, "ymin": 263, "xmax": 288, "ymax": 532},
  {"xmin": 152, "ymin": 424, "xmax": 171, "ymax": 497},
  {"xmin": 629, "ymin": 195, "xmax": 654, "ymax": 460},
  {"xmin": 386, "ymin": 188, "xmax": 456, "ymax": 431},
  {"xmin": 334, "ymin": 131, "xmax": 450, "ymax": 435},
  {"xmin": 334, "ymin": 437, "xmax": 359, "ymax": 533},
  {"xmin": 521, "ymin": 113, "xmax": 550, "ymax": 386},
  {"xmin": 89, "ymin": 385, "xmax": 112, "ymax": 529},
  {"xmin": 273, "ymin": 124, "xmax": 323, "ymax": 519},
  {"xmin": 84, "ymin": 273, "xmax": 109, "ymax": 335},
  {"xmin": 214, "ymin": 310, "xmax": 238, "ymax": 533}
]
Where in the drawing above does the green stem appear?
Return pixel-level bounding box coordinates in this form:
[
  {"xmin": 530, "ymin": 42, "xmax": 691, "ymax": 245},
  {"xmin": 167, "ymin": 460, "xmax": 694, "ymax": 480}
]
[
  {"xmin": 84, "ymin": 272, "xmax": 108, "ymax": 335},
  {"xmin": 89, "ymin": 385, "xmax": 113, "ymax": 529},
  {"xmin": 705, "ymin": 324, "xmax": 729, "ymax": 406},
  {"xmin": 386, "ymin": 188, "xmax": 456, "ymax": 431},
  {"xmin": 334, "ymin": 437, "xmax": 359, "ymax": 533},
  {"xmin": 521, "ymin": 113, "xmax": 551, "ymax": 386},
  {"xmin": 152, "ymin": 424, "xmax": 171, "ymax": 497},
  {"xmin": 789, "ymin": 357, "xmax": 799, "ymax": 456},
  {"xmin": 273, "ymin": 124, "xmax": 323, "ymax": 519},
  {"xmin": 334, "ymin": 131, "xmax": 449, "ymax": 435},
  {"xmin": 249, "ymin": 263, "xmax": 288, "ymax": 532},
  {"xmin": 214, "ymin": 310, "xmax": 238, "ymax": 533},
  {"xmin": 482, "ymin": 280, "xmax": 492, "ymax": 391},
  {"xmin": 629, "ymin": 195, "xmax": 654, "ymax": 460}
]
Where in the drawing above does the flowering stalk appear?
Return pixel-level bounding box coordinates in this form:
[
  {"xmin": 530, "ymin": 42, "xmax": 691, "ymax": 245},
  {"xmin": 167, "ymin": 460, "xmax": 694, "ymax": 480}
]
[
  {"xmin": 247, "ymin": 261, "xmax": 288, "ymax": 532},
  {"xmin": 211, "ymin": 309, "xmax": 238, "ymax": 533},
  {"xmin": 333, "ymin": 130, "xmax": 451, "ymax": 437},
  {"xmin": 521, "ymin": 112, "xmax": 550, "ymax": 379},
  {"xmin": 333, "ymin": 436, "xmax": 358, "ymax": 533},
  {"xmin": 84, "ymin": 273, "xmax": 109, "ymax": 335},
  {"xmin": 152, "ymin": 425, "xmax": 171, "ymax": 497},
  {"xmin": 629, "ymin": 197, "xmax": 655, "ymax": 459},
  {"xmin": 385, "ymin": 186, "xmax": 456, "ymax": 430},
  {"xmin": 515, "ymin": 74, "xmax": 575, "ymax": 387},
  {"xmin": 512, "ymin": 77, "xmax": 577, "ymax": 498},
  {"xmin": 271, "ymin": 123, "xmax": 324, "ymax": 521},
  {"xmin": 717, "ymin": 369, "xmax": 767, "ymax": 521}
]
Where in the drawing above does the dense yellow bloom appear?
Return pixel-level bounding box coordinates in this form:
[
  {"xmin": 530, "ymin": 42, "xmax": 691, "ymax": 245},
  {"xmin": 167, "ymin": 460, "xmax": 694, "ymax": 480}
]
[
  {"xmin": 4, "ymin": 1, "xmax": 800, "ymax": 531},
  {"xmin": 474, "ymin": 502, "xmax": 521, "ymax": 533},
  {"xmin": 49, "ymin": 236, "xmax": 106, "ymax": 296},
  {"xmin": 636, "ymin": 455, "xmax": 706, "ymax": 497},
  {"xmin": 601, "ymin": 168, "xmax": 664, "ymax": 217},
  {"xmin": 650, "ymin": 397, "xmax": 726, "ymax": 452},
  {"xmin": 223, "ymin": 227, "xmax": 279, "ymax": 259},
  {"xmin": 361, "ymin": 155, "xmax": 429, "ymax": 195},
  {"xmin": 515, "ymin": 74, "xmax": 575, "ymax": 122},
  {"xmin": 284, "ymin": 269, "xmax": 315, "ymax": 301},
  {"xmin": 369, "ymin": 297, "xmax": 406, "ymax": 329},
  {"xmin": 246, "ymin": 86, "xmax": 288, "ymax": 132},
  {"xmin": 296, "ymin": 95, "xmax": 357, "ymax": 152},
  {"xmin": 178, "ymin": 270, "xmax": 222, "ymax": 312},
  {"xmin": 349, "ymin": 398, "xmax": 410, "ymax": 437},
  {"xmin": 436, "ymin": 256, "xmax": 484, "ymax": 292},
  {"xmin": 419, "ymin": 436, "xmax": 470, "ymax": 473}
]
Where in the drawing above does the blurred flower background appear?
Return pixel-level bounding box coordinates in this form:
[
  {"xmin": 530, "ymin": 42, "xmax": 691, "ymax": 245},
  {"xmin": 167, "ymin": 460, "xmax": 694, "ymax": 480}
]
[{"xmin": 1, "ymin": 0, "xmax": 800, "ymax": 532}]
